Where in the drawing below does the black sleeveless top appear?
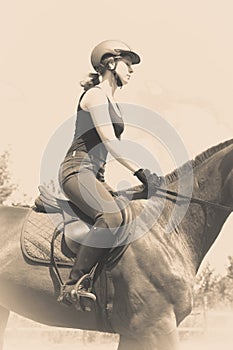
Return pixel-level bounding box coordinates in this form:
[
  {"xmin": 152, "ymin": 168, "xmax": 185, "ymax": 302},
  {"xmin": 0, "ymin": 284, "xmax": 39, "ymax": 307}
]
[{"xmin": 67, "ymin": 87, "xmax": 124, "ymax": 164}]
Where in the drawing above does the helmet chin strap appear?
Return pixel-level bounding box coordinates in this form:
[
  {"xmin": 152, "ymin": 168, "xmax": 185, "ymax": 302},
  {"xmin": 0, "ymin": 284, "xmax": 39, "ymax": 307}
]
[
  {"xmin": 113, "ymin": 71, "xmax": 123, "ymax": 88},
  {"xmin": 101, "ymin": 56, "xmax": 123, "ymax": 88},
  {"xmin": 110, "ymin": 61, "xmax": 122, "ymax": 88}
]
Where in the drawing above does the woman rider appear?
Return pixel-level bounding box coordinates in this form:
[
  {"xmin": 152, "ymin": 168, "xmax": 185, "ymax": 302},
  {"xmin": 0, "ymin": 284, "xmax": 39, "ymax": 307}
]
[{"xmin": 58, "ymin": 40, "xmax": 161, "ymax": 304}]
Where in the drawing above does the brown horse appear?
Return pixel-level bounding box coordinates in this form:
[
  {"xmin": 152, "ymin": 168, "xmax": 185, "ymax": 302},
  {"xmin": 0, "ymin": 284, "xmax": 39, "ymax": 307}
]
[{"xmin": 0, "ymin": 139, "xmax": 233, "ymax": 350}]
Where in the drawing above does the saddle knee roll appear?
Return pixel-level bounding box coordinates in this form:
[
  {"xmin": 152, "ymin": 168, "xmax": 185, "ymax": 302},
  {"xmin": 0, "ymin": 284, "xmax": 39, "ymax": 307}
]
[{"xmin": 64, "ymin": 221, "xmax": 90, "ymax": 254}]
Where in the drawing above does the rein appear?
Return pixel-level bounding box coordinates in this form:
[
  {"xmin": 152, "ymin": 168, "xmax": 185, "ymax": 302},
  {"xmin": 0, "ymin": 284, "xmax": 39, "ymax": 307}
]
[{"xmin": 154, "ymin": 186, "xmax": 233, "ymax": 213}]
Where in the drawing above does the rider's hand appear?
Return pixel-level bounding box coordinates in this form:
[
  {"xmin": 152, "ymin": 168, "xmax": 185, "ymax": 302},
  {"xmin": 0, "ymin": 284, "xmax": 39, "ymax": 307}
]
[
  {"xmin": 134, "ymin": 168, "xmax": 162, "ymax": 188},
  {"xmin": 134, "ymin": 168, "xmax": 151, "ymax": 186}
]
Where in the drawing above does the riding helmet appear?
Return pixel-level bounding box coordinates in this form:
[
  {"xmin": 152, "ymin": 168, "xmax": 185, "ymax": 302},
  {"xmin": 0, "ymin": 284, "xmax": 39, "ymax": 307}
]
[{"xmin": 91, "ymin": 40, "xmax": 141, "ymax": 71}]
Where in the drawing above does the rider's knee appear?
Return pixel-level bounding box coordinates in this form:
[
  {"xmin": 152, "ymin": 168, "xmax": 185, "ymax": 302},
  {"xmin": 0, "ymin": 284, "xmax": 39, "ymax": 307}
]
[{"xmin": 96, "ymin": 211, "xmax": 123, "ymax": 234}]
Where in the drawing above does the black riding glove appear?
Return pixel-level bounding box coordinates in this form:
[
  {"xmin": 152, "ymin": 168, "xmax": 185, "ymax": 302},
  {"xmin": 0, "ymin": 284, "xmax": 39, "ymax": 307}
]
[
  {"xmin": 134, "ymin": 168, "xmax": 162, "ymax": 189},
  {"xmin": 134, "ymin": 168, "xmax": 151, "ymax": 186}
]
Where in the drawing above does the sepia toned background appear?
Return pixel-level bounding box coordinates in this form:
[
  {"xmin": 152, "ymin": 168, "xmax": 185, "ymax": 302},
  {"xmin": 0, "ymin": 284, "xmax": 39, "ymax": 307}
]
[{"xmin": 1, "ymin": 1, "xmax": 233, "ymax": 349}]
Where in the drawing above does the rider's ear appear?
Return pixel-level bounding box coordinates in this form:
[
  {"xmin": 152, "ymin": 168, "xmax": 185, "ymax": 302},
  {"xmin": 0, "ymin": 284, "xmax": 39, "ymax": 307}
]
[{"xmin": 107, "ymin": 59, "xmax": 116, "ymax": 71}]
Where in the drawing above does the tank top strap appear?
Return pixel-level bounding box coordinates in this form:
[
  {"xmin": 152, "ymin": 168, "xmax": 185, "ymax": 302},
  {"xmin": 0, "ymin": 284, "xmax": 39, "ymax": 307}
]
[
  {"xmin": 77, "ymin": 91, "xmax": 86, "ymax": 112},
  {"xmin": 94, "ymin": 86, "xmax": 122, "ymax": 116},
  {"xmin": 77, "ymin": 86, "xmax": 121, "ymax": 117},
  {"xmin": 77, "ymin": 86, "xmax": 102, "ymax": 112}
]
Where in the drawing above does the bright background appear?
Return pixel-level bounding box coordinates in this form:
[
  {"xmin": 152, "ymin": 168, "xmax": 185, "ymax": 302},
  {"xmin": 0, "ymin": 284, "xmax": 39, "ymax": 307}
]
[{"xmin": 1, "ymin": 0, "xmax": 233, "ymax": 273}]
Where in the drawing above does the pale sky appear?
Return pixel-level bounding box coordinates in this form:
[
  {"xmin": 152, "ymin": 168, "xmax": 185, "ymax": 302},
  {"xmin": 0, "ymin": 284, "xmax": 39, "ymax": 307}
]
[{"xmin": 1, "ymin": 0, "xmax": 233, "ymax": 274}]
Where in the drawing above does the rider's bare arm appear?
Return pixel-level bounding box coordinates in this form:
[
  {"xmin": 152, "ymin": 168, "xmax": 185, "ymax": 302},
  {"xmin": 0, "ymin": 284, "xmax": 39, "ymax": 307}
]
[{"xmin": 81, "ymin": 88, "xmax": 139, "ymax": 174}]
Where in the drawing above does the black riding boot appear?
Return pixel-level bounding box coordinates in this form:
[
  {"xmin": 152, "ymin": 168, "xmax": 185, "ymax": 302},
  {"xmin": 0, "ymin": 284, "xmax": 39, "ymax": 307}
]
[
  {"xmin": 58, "ymin": 222, "xmax": 115, "ymax": 304},
  {"xmin": 67, "ymin": 244, "xmax": 108, "ymax": 284}
]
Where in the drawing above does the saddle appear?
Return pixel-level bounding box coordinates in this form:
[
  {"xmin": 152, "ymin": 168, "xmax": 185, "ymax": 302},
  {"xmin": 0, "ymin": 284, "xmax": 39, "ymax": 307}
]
[
  {"xmin": 22, "ymin": 185, "xmax": 135, "ymax": 266},
  {"xmin": 20, "ymin": 186, "xmax": 135, "ymax": 325},
  {"xmin": 20, "ymin": 186, "xmax": 140, "ymax": 329}
]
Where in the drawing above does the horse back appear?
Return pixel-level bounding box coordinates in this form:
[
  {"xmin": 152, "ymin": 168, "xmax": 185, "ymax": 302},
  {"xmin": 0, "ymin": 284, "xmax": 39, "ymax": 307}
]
[{"xmin": 0, "ymin": 206, "xmax": 29, "ymax": 245}]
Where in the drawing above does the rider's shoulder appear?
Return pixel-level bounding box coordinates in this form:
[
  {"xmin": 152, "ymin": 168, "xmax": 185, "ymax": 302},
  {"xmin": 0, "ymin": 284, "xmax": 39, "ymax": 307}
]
[{"xmin": 81, "ymin": 87, "xmax": 108, "ymax": 109}]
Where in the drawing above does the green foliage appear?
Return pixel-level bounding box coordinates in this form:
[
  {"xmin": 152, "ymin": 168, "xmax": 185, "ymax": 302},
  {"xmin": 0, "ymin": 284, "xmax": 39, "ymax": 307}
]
[{"xmin": 0, "ymin": 150, "xmax": 16, "ymax": 204}]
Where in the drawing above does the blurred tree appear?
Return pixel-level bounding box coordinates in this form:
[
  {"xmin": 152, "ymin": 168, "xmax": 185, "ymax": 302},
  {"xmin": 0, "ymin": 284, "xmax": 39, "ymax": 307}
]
[
  {"xmin": 194, "ymin": 262, "xmax": 220, "ymax": 309},
  {"xmin": 194, "ymin": 259, "xmax": 233, "ymax": 310},
  {"xmin": 0, "ymin": 150, "xmax": 17, "ymax": 204},
  {"xmin": 217, "ymin": 256, "xmax": 233, "ymax": 307},
  {"xmin": 43, "ymin": 179, "xmax": 61, "ymax": 196},
  {"xmin": 226, "ymin": 256, "xmax": 233, "ymax": 279}
]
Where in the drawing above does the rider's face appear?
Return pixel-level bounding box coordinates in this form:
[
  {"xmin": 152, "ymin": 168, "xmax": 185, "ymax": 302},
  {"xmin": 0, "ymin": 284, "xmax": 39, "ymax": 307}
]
[{"xmin": 115, "ymin": 57, "xmax": 134, "ymax": 85}]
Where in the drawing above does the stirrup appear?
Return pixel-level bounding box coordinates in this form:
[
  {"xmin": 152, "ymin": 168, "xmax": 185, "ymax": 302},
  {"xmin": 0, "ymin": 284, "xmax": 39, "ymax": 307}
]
[
  {"xmin": 57, "ymin": 284, "xmax": 78, "ymax": 305},
  {"xmin": 74, "ymin": 273, "xmax": 96, "ymax": 302}
]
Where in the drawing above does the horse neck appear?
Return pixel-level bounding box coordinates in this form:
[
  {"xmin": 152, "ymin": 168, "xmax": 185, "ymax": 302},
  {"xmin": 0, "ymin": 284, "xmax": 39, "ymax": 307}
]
[{"xmin": 167, "ymin": 145, "xmax": 233, "ymax": 272}]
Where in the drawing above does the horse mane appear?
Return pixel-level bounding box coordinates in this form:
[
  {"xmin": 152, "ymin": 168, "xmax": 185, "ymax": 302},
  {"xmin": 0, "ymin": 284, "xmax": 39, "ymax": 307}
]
[{"xmin": 165, "ymin": 138, "xmax": 233, "ymax": 184}]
